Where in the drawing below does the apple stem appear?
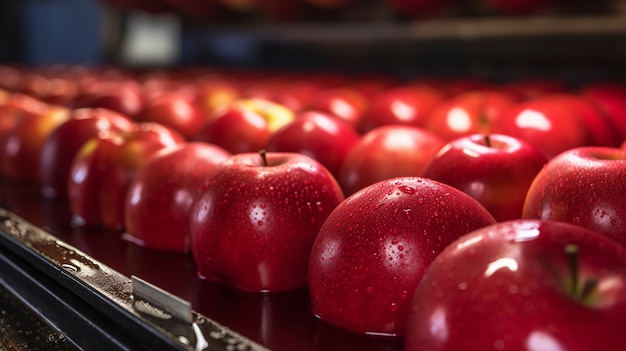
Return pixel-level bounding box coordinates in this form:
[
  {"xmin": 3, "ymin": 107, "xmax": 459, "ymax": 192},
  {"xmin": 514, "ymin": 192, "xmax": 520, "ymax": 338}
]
[
  {"xmin": 565, "ymin": 244, "xmax": 580, "ymax": 296},
  {"xmin": 483, "ymin": 134, "xmax": 492, "ymax": 148},
  {"xmin": 580, "ymin": 277, "xmax": 598, "ymax": 301},
  {"xmin": 259, "ymin": 149, "xmax": 268, "ymax": 167}
]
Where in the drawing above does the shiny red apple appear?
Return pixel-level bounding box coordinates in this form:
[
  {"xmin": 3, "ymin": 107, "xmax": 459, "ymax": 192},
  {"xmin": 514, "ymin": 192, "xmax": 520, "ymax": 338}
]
[
  {"xmin": 39, "ymin": 108, "xmax": 135, "ymax": 199},
  {"xmin": 189, "ymin": 151, "xmax": 344, "ymax": 292},
  {"xmin": 424, "ymin": 133, "xmax": 549, "ymax": 221},
  {"xmin": 136, "ymin": 91, "xmax": 206, "ymax": 140},
  {"xmin": 305, "ymin": 86, "xmax": 369, "ymax": 129},
  {"xmin": 338, "ymin": 125, "xmax": 446, "ymax": 196},
  {"xmin": 124, "ymin": 142, "xmax": 231, "ymax": 253},
  {"xmin": 522, "ymin": 146, "xmax": 626, "ymax": 247},
  {"xmin": 266, "ymin": 110, "xmax": 360, "ymax": 177},
  {"xmin": 68, "ymin": 122, "xmax": 185, "ymax": 230},
  {"xmin": 406, "ymin": 219, "xmax": 626, "ymax": 351},
  {"xmin": 308, "ymin": 176, "xmax": 496, "ymax": 336}
]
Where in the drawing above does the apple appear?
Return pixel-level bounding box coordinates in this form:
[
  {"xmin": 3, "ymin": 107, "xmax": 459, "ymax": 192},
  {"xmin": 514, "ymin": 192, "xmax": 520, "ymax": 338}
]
[
  {"xmin": 189, "ymin": 151, "xmax": 345, "ymax": 292},
  {"xmin": 194, "ymin": 98, "xmax": 295, "ymax": 154},
  {"xmin": 522, "ymin": 146, "xmax": 626, "ymax": 247},
  {"xmin": 124, "ymin": 142, "xmax": 231, "ymax": 253},
  {"xmin": 425, "ymin": 89, "xmax": 518, "ymax": 141},
  {"xmin": 578, "ymin": 81, "xmax": 626, "ymax": 142},
  {"xmin": 423, "ymin": 133, "xmax": 549, "ymax": 221},
  {"xmin": 39, "ymin": 108, "xmax": 136, "ymax": 199},
  {"xmin": 2, "ymin": 104, "xmax": 71, "ymax": 182},
  {"xmin": 338, "ymin": 125, "xmax": 446, "ymax": 196},
  {"xmin": 304, "ymin": 86, "xmax": 369, "ymax": 129},
  {"xmin": 136, "ymin": 91, "xmax": 206, "ymax": 140},
  {"xmin": 359, "ymin": 84, "xmax": 446, "ymax": 133},
  {"xmin": 308, "ymin": 176, "xmax": 497, "ymax": 336},
  {"xmin": 405, "ymin": 219, "xmax": 626, "ymax": 351},
  {"xmin": 68, "ymin": 122, "xmax": 185, "ymax": 230},
  {"xmin": 265, "ymin": 110, "xmax": 360, "ymax": 177},
  {"xmin": 78, "ymin": 79, "xmax": 144, "ymax": 119},
  {"xmin": 491, "ymin": 94, "xmax": 590, "ymax": 158}
]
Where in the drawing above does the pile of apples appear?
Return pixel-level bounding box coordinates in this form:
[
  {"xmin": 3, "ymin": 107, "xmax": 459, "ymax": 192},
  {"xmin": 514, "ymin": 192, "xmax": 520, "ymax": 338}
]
[{"xmin": 2, "ymin": 63, "xmax": 626, "ymax": 349}]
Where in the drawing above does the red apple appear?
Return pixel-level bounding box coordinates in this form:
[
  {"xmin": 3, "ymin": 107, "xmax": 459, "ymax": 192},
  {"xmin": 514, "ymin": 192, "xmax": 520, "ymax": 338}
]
[
  {"xmin": 2, "ymin": 104, "xmax": 71, "ymax": 182},
  {"xmin": 308, "ymin": 176, "xmax": 496, "ymax": 336},
  {"xmin": 406, "ymin": 219, "xmax": 626, "ymax": 351},
  {"xmin": 124, "ymin": 142, "xmax": 231, "ymax": 253},
  {"xmin": 74, "ymin": 79, "xmax": 144, "ymax": 118},
  {"xmin": 424, "ymin": 134, "xmax": 549, "ymax": 221},
  {"xmin": 39, "ymin": 108, "xmax": 136, "ymax": 199},
  {"xmin": 136, "ymin": 91, "xmax": 206, "ymax": 140},
  {"xmin": 425, "ymin": 90, "xmax": 518, "ymax": 141},
  {"xmin": 265, "ymin": 110, "xmax": 360, "ymax": 177},
  {"xmin": 338, "ymin": 125, "xmax": 446, "ymax": 196},
  {"xmin": 491, "ymin": 94, "xmax": 590, "ymax": 158},
  {"xmin": 360, "ymin": 84, "xmax": 446, "ymax": 133},
  {"xmin": 305, "ymin": 87, "xmax": 369, "ymax": 129},
  {"xmin": 578, "ymin": 81, "xmax": 626, "ymax": 142},
  {"xmin": 194, "ymin": 98, "xmax": 295, "ymax": 154},
  {"xmin": 189, "ymin": 151, "xmax": 345, "ymax": 292},
  {"xmin": 522, "ymin": 146, "xmax": 626, "ymax": 247},
  {"xmin": 68, "ymin": 122, "xmax": 185, "ymax": 230}
]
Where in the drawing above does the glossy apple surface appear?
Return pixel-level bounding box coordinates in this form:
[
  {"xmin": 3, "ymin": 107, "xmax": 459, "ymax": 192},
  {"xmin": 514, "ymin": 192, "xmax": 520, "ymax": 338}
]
[
  {"xmin": 305, "ymin": 87, "xmax": 369, "ymax": 129},
  {"xmin": 425, "ymin": 90, "xmax": 517, "ymax": 141},
  {"xmin": 491, "ymin": 94, "xmax": 590, "ymax": 158},
  {"xmin": 68, "ymin": 122, "xmax": 185, "ymax": 230},
  {"xmin": 424, "ymin": 134, "xmax": 548, "ymax": 221},
  {"xmin": 39, "ymin": 108, "xmax": 135, "ymax": 199},
  {"xmin": 194, "ymin": 98, "xmax": 295, "ymax": 154},
  {"xmin": 522, "ymin": 146, "xmax": 626, "ymax": 247},
  {"xmin": 338, "ymin": 125, "xmax": 446, "ymax": 196},
  {"xmin": 308, "ymin": 177, "xmax": 496, "ymax": 336},
  {"xmin": 124, "ymin": 142, "xmax": 231, "ymax": 252},
  {"xmin": 360, "ymin": 84, "xmax": 446, "ymax": 133},
  {"xmin": 405, "ymin": 219, "xmax": 626, "ymax": 351},
  {"xmin": 190, "ymin": 151, "xmax": 344, "ymax": 292},
  {"xmin": 266, "ymin": 110, "xmax": 360, "ymax": 177},
  {"xmin": 136, "ymin": 91, "xmax": 206, "ymax": 140}
]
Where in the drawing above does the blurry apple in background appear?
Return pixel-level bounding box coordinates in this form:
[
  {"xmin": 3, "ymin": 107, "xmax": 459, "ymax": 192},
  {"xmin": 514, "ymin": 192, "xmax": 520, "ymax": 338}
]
[
  {"xmin": 499, "ymin": 77, "xmax": 568, "ymax": 101},
  {"xmin": 39, "ymin": 108, "xmax": 136, "ymax": 199},
  {"xmin": 491, "ymin": 94, "xmax": 590, "ymax": 158},
  {"xmin": 136, "ymin": 91, "xmax": 206, "ymax": 140},
  {"xmin": 266, "ymin": 110, "xmax": 360, "ymax": 177},
  {"xmin": 578, "ymin": 81, "xmax": 626, "ymax": 142},
  {"xmin": 194, "ymin": 98, "xmax": 295, "ymax": 154},
  {"xmin": 190, "ymin": 151, "xmax": 344, "ymax": 292},
  {"xmin": 359, "ymin": 84, "xmax": 446, "ymax": 133},
  {"xmin": 405, "ymin": 219, "xmax": 626, "ymax": 351},
  {"xmin": 195, "ymin": 77, "xmax": 241, "ymax": 116},
  {"xmin": 124, "ymin": 142, "xmax": 231, "ymax": 253},
  {"xmin": 424, "ymin": 133, "xmax": 548, "ymax": 221},
  {"xmin": 425, "ymin": 89, "xmax": 517, "ymax": 141},
  {"xmin": 305, "ymin": 87, "xmax": 369, "ymax": 129},
  {"xmin": 68, "ymin": 122, "xmax": 185, "ymax": 230},
  {"xmin": 437, "ymin": 77, "xmax": 493, "ymax": 98},
  {"xmin": 338, "ymin": 125, "xmax": 446, "ymax": 196},
  {"xmin": 74, "ymin": 79, "xmax": 144, "ymax": 119},
  {"xmin": 308, "ymin": 177, "xmax": 496, "ymax": 336},
  {"xmin": 1, "ymin": 104, "xmax": 71, "ymax": 182},
  {"xmin": 523, "ymin": 146, "xmax": 626, "ymax": 247}
]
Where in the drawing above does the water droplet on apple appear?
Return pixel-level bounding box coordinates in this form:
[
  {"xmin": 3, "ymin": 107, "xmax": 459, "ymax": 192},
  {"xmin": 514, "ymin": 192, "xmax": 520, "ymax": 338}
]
[
  {"xmin": 366, "ymin": 286, "xmax": 374, "ymax": 294},
  {"xmin": 257, "ymin": 220, "xmax": 263, "ymax": 226},
  {"xmin": 389, "ymin": 302, "xmax": 398, "ymax": 312},
  {"xmin": 398, "ymin": 185, "xmax": 416, "ymax": 195},
  {"xmin": 398, "ymin": 245, "xmax": 404, "ymax": 251},
  {"xmin": 260, "ymin": 203, "xmax": 266, "ymax": 209}
]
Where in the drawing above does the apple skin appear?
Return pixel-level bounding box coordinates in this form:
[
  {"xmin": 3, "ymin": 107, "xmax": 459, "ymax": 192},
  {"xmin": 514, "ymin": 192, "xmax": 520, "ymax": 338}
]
[
  {"xmin": 308, "ymin": 176, "xmax": 496, "ymax": 336},
  {"xmin": 77, "ymin": 79, "xmax": 144, "ymax": 119},
  {"xmin": 338, "ymin": 125, "xmax": 446, "ymax": 196},
  {"xmin": 522, "ymin": 147, "xmax": 626, "ymax": 247},
  {"xmin": 124, "ymin": 142, "xmax": 231, "ymax": 253},
  {"xmin": 578, "ymin": 81, "xmax": 626, "ymax": 142},
  {"xmin": 194, "ymin": 98, "xmax": 295, "ymax": 154},
  {"xmin": 405, "ymin": 219, "xmax": 626, "ymax": 351},
  {"xmin": 305, "ymin": 87, "xmax": 369, "ymax": 129},
  {"xmin": 423, "ymin": 134, "xmax": 549, "ymax": 221},
  {"xmin": 136, "ymin": 92, "xmax": 206, "ymax": 140},
  {"xmin": 425, "ymin": 90, "xmax": 518, "ymax": 141},
  {"xmin": 2, "ymin": 104, "xmax": 71, "ymax": 182},
  {"xmin": 265, "ymin": 110, "xmax": 360, "ymax": 177},
  {"xmin": 189, "ymin": 151, "xmax": 345, "ymax": 292},
  {"xmin": 491, "ymin": 94, "xmax": 590, "ymax": 159},
  {"xmin": 39, "ymin": 108, "xmax": 136, "ymax": 199},
  {"xmin": 360, "ymin": 85, "xmax": 446, "ymax": 133},
  {"xmin": 68, "ymin": 122, "xmax": 185, "ymax": 230}
]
